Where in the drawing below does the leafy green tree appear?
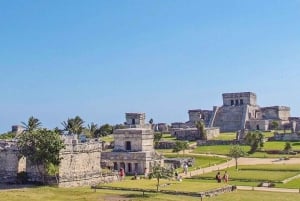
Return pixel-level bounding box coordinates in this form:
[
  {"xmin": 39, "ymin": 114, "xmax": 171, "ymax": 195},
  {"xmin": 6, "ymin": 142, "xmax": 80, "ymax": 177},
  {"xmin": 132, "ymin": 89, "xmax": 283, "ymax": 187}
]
[
  {"xmin": 62, "ymin": 116, "xmax": 85, "ymax": 135},
  {"xmin": 172, "ymin": 141, "xmax": 188, "ymax": 156},
  {"xmin": 271, "ymin": 121, "xmax": 279, "ymax": 131},
  {"xmin": 284, "ymin": 142, "xmax": 292, "ymax": 153},
  {"xmin": 99, "ymin": 124, "xmax": 113, "ymax": 137},
  {"xmin": 148, "ymin": 164, "xmax": 173, "ymax": 192},
  {"xmin": 17, "ymin": 129, "xmax": 65, "ymax": 184},
  {"xmin": 0, "ymin": 131, "xmax": 16, "ymax": 139},
  {"xmin": 46, "ymin": 162, "xmax": 59, "ymax": 184},
  {"xmin": 21, "ymin": 116, "xmax": 42, "ymax": 132},
  {"xmin": 245, "ymin": 131, "xmax": 264, "ymax": 153},
  {"xmin": 154, "ymin": 132, "xmax": 163, "ymax": 143},
  {"xmin": 229, "ymin": 145, "xmax": 246, "ymax": 170},
  {"xmin": 196, "ymin": 120, "xmax": 207, "ymax": 140},
  {"xmin": 113, "ymin": 124, "xmax": 126, "ymax": 130}
]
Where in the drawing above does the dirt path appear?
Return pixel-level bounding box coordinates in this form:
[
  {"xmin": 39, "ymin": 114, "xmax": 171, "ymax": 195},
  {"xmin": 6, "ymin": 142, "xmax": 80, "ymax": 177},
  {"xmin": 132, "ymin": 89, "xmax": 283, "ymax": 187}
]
[
  {"xmin": 178, "ymin": 156, "xmax": 300, "ymax": 193},
  {"xmin": 179, "ymin": 157, "xmax": 300, "ymax": 178}
]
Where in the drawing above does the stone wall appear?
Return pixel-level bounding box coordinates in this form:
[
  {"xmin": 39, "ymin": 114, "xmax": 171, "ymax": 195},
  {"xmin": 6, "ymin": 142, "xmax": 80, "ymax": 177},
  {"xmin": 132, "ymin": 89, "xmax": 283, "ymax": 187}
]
[
  {"xmin": 125, "ymin": 113, "xmax": 145, "ymax": 127},
  {"xmin": 154, "ymin": 141, "xmax": 176, "ymax": 149},
  {"xmin": 188, "ymin": 109, "xmax": 213, "ymax": 126},
  {"xmin": 247, "ymin": 120, "xmax": 269, "ymax": 131},
  {"xmin": 171, "ymin": 127, "xmax": 219, "ymax": 141},
  {"xmin": 222, "ymin": 92, "xmax": 257, "ymax": 106},
  {"xmin": 58, "ymin": 141, "xmax": 102, "ymax": 187},
  {"xmin": 272, "ymin": 133, "xmax": 300, "ymax": 141},
  {"xmin": 0, "ymin": 141, "xmax": 20, "ymax": 183},
  {"xmin": 113, "ymin": 128, "xmax": 153, "ymax": 152},
  {"xmin": 261, "ymin": 106, "xmax": 290, "ymax": 121}
]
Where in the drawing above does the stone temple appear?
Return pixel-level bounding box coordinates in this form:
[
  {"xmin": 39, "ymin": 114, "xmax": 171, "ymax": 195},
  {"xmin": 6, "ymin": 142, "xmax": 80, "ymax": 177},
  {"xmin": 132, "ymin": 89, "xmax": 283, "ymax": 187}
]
[
  {"xmin": 172, "ymin": 92, "xmax": 292, "ymax": 133},
  {"xmin": 101, "ymin": 113, "xmax": 163, "ymax": 175}
]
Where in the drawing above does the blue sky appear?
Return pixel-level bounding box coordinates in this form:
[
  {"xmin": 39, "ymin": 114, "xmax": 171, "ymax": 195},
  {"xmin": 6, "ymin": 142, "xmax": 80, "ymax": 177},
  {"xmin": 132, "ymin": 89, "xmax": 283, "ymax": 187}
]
[{"xmin": 1, "ymin": 0, "xmax": 300, "ymax": 132}]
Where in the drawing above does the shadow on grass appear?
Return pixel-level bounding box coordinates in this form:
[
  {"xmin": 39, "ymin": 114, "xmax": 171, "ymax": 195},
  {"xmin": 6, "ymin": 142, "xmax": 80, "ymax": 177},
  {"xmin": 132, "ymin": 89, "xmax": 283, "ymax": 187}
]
[{"xmin": 125, "ymin": 193, "xmax": 155, "ymax": 198}]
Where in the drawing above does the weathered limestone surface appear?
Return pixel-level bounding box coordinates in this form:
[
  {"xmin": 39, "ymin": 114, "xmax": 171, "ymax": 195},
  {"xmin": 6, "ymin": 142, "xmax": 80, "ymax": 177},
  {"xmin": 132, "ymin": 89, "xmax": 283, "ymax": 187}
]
[
  {"xmin": 173, "ymin": 92, "xmax": 293, "ymax": 132},
  {"xmin": 101, "ymin": 113, "xmax": 163, "ymax": 175},
  {"xmin": 58, "ymin": 141, "xmax": 102, "ymax": 187}
]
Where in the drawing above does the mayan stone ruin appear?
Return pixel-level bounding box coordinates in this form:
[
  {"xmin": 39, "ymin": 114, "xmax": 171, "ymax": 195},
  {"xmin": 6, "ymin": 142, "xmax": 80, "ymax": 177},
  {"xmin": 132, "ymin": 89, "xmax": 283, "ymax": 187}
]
[
  {"xmin": 101, "ymin": 113, "xmax": 163, "ymax": 175},
  {"xmin": 171, "ymin": 92, "xmax": 294, "ymax": 135}
]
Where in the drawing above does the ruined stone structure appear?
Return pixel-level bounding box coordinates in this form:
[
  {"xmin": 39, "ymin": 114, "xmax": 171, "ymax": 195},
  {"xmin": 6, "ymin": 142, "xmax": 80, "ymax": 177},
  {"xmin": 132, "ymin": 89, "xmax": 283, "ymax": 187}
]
[
  {"xmin": 172, "ymin": 127, "xmax": 220, "ymax": 141},
  {"xmin": 101, "ymin": 113, "xmax": 163, "ymax": 175},
  {"xmin": 170, "ymin": 110, "xmax": 220, "ymax": 140},
  {"xmin": 171, "ymin": 92, "xmax": 293, "ymax": 133},
  {"xmin": 0, "ymin": 140, "xmax": 24, "ymax": 183},
  {"xmin": 58, "ymin": 137, "xmax": 104, "ymax": 187},
  {"xmin": 0, "ymin": 137, "xmax": 118, "ymax": 187},
  {"xmin": 11, "ymin": 125, "xmax": 25, "ymax": 135}
]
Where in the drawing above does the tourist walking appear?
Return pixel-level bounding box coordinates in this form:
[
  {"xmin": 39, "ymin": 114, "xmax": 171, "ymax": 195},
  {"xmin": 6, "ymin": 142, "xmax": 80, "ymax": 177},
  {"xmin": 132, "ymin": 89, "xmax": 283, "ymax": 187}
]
[
  {"xmin": 183, "ymin": 163, "xmax": 188, "ymax": 175},
  {"xmin": 215, "ymin": 172, "xmax": 222, "ymax": 183},
  {"xmin": 119, "ymin": 168, "xmax": 125, "ymax": 180},
  {"xmin": 223, "ymin": 171, "xmax": 229, "ymax": 184}
]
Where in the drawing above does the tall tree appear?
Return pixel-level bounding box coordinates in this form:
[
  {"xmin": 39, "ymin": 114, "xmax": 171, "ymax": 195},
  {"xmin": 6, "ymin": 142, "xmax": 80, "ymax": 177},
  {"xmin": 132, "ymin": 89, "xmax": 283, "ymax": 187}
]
[
  {"xmin": 84, "ymin": 122, "xmax": 99, "ymax": 138},
  {"xmin": 99, "ymin": 124, "xmax": 113, "ymax": 137},
  {"xmin": 195, "ymin": 120, "xmax": 207, "ymax": 140},
  {"xmin": 21, "ymin": 116, "xmax": 42, "ymax": 132},
  {"xmin": 62, "ymin": 116, "xmax": 85, "ymax": 135},
  {"xmin": 148, "ymin": 164, "xmax": 173, "ymax": 192},
  {"xmin": 17, "ymin": 129, "xmax": 65, "ymax": 184},
  {"xmin": 245, "ymin": 131, "xmax": 264, "ymax": 153},
  {"xmin": 172, "ymin": 141, "xmax": 189, "ymax": 156},
  {"xmin": 283, "ymin": 142, "xmax": 292, "ymax": 153},
  {"xmin": 229, "ymin": 145, "xmax": 246, "ymax": 170}
]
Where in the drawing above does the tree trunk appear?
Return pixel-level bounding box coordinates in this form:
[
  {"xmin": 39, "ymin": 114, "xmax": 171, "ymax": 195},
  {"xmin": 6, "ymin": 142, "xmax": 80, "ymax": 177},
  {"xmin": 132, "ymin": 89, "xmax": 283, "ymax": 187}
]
[
  {"xmin": 235, "ymin": 158, "xmax": 238, "ymax": 170},
  {"xmin": 156, "ymin": 177, "xmax": 160, "ymax": 192}
]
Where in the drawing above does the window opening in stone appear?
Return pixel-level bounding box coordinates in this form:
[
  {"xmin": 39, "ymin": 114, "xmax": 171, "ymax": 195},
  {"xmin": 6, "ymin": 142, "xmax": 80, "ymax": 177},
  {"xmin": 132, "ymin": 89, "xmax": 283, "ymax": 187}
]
[
  {"xmin": 235, "ymin": 99, "xmax": 239, "ymax": 105},
  {"xmin": 125, "ymin": 141, "xmax": 131, "ymax": 151},
  {"xmin": 128, "ymin": 163, "xmax": 132, "ymax": 173},
  {"xmin": 113, "ymin": 162, "xmax": 118, "ymax": 170}
]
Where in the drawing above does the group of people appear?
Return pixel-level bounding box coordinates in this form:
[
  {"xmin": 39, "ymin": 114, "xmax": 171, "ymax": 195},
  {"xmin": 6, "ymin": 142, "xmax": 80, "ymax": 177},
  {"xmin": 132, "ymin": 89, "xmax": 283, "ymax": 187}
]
[{"xmin": 215, "ymin": 171, "xmax": 229, "ymax": 183}]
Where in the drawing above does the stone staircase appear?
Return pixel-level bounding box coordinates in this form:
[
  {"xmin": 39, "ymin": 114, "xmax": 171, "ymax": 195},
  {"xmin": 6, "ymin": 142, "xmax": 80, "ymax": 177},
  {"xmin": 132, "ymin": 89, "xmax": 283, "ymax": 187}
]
[{"xmin": 212, "ymin": 105, "xmax": 248, "ymax": 132}]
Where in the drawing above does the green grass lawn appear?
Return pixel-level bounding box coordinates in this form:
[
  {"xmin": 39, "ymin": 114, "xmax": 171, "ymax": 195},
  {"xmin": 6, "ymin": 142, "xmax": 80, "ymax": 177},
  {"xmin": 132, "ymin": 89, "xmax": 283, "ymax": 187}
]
[
  {"xmin": 192, "ymin": 145, "xmax": 250, "ymax": 155},
  {"xmin": 190, "ymin": 164, "xmax": 300, "ymax": 188},
  {"xmin": 192, "ymin": 142, "xmax": 300, "ymax": 158},
  {"xmin": 213, "ymin": 132, "xmax": 237, "ymax": 140},
  {"xmin": 161, "ymin": 133, "xmax": 177, "ymax": 141},
  {"xmin": 100, "ymin": 135, "xmax": 114, "ymax": 142},
  {"xmin": 163, "ymin": 154, "xmax": 228, "ymax": 169},
  {"xmin": 99, "ymin": 178, "xmax": 224, "ymax": 192},
  {"xmin": 1, "ymin": 185, "xmax": 300, "ymax": 201},
  {"xmin": 276, "ymin": 177, "xmax": 300, "ymax": 188}
]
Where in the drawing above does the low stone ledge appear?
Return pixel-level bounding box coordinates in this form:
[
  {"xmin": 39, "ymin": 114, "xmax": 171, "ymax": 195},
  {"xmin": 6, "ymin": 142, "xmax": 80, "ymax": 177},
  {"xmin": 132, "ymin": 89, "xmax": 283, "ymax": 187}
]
[{"xmin": 92, "ymin": 185, "xmax": 236, "ymax": 197}]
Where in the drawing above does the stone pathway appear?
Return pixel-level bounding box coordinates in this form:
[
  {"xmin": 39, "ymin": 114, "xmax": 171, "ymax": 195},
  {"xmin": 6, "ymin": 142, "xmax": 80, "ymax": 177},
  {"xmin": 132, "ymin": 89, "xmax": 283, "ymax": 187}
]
[{"xmin": 236, "ymin": 185, "xmax": 300, "ymax": 193}]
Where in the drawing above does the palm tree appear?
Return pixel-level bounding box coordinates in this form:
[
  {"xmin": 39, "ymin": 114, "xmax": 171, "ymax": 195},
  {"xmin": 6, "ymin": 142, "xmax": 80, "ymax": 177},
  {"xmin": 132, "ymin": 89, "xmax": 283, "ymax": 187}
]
[
  {"xmin": 85, "ymin": 122, "xmax": 99, "ymax": 138},
  {"xmin": 21, "ymin": 116, "xmax": 42, "ymax": 132},
  {"xmin": 62, "ymin": 116, "xmax": 85, "ymax": 135}
]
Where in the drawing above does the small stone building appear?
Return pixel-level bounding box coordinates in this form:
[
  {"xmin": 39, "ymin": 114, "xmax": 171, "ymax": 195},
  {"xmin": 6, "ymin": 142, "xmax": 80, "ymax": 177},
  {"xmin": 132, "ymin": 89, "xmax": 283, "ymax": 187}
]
[{"xmin": 101, "ymin": 113, "xmax": 163, "ymax": 175}]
